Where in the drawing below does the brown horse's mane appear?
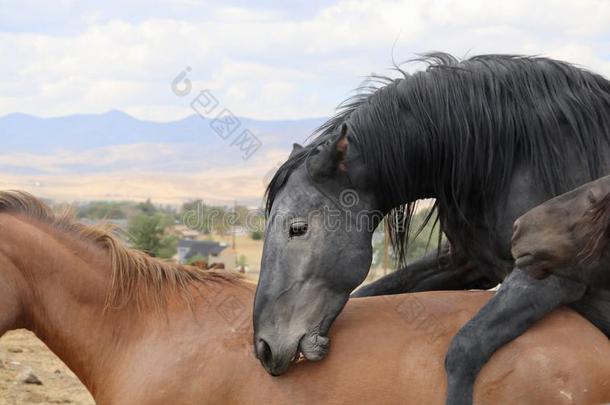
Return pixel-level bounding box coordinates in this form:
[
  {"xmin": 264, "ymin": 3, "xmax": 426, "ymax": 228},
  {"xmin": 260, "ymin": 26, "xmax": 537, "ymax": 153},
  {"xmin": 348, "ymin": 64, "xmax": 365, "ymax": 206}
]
[
  {"xmin": 578, "ymin": 192, "xmax": 610, "ymax": 264},
  {"xmin": 0, "ymin": 190, "xmax": 240, "ymax": 311}
]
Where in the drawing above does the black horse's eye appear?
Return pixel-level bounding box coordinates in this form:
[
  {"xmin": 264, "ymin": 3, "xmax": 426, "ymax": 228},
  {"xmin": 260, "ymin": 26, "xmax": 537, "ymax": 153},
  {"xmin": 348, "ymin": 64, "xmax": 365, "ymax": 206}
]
[{"xmin": 289, "ymin": 222, "xmax": 308, "ymax": 238}]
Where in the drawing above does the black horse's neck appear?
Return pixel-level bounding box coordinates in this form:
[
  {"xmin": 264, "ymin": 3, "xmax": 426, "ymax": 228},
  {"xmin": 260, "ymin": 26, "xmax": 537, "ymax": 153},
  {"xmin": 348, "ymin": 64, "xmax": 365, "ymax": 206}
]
[
  {"xmin": 348, "ymin": 54, "xmax": 610, "ymax": 209},
  {"xmin": 267, "ymin": 53, "xmax": 610, "ymax": 266},
  {"xmin": 342, "ymin": 54, "xmax": 610, "ymax": 265},
  {"xmin": 346, "ymin": 106, "xmax": 440, "ymax": 216}
]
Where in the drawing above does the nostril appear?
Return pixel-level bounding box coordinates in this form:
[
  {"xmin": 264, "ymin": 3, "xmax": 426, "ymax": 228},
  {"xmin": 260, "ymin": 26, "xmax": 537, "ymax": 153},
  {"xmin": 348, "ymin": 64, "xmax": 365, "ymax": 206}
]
[{"xmin": 256, "ymin": 338, "xmax": 273, "ymax": 366}]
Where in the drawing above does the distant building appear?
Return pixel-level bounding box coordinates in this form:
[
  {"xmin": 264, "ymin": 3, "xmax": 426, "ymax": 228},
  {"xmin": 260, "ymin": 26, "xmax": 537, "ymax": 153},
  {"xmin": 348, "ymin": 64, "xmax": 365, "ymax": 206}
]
[
  {"xmin": 171, "ymin": 224, "xmax": 200, "ymax": 240},
  {"xmin": 230, "ymin": 226, "xmax": 249, "ymax": 236},
  {"xmin": 177, "ymin": 239, "xmax": 227, "ymax": 264}
]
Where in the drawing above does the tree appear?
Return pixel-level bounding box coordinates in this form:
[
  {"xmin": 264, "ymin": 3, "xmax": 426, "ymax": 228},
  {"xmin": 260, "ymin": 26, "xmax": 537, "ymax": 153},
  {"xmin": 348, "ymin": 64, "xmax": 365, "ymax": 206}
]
[
  {"xmin": 137, "ymin": 198, "xmax": 157, "ymax": 215},
  {"xmin": 156, "ymin": 235, "xmax": 178, "ymax": 259},
  {"xmin": 78, "ymin": 201, "xmax": 128, "ymax": 219},
  {"xmin": 128, "ymin": 213, "xmax": 177, "ymax": 258},
  {"xmin": 187, "ymin": 254, "xmax": 208, "ymax": 267},
  {"xmin": 179, "ymin": 200, "xmax": 224, "ymax": 234}
]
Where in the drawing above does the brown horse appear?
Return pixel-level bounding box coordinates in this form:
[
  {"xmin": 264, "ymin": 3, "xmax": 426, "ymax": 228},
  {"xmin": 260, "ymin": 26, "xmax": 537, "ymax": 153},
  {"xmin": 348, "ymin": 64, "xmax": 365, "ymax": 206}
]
[
  {"xmin": 512, "ymin": 173, "xmax": 610, "ymax": 276},
  {"xmin": 1, "ymin": 190, "xmax": 610, "ymax": 404},
  {"xmin": 512, "ymin": 173, "xmax": 610, "ymax": 336}
]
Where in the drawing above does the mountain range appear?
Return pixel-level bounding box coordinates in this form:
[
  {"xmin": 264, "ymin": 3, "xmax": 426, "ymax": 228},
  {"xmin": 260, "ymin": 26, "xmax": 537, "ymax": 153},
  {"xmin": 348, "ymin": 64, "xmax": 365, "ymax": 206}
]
[{"xmin": 0, "ymin": 111, "xmax": 326, "ymax": 205}]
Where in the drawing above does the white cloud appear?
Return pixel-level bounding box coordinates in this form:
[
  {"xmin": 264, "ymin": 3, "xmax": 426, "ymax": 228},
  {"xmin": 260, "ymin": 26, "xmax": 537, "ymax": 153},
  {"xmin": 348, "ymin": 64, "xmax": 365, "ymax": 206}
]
[
  {"xmin": 0, "ymin": 0, "xmax": 608, "ymax": 120},
  {"xmin": 0, "ymin": 0, "xmax": 608, "ymax": 203}
]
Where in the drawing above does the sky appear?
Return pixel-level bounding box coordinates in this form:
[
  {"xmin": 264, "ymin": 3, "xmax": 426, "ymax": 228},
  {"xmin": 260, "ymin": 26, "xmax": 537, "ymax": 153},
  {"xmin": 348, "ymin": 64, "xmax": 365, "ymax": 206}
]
[
  {"xmin": 1, "ymin": 0, "xmax": 609, "ymax": 122},
  {"xmin": 0, "ymin": 1, "xmax": 609, "ymax": 205}
]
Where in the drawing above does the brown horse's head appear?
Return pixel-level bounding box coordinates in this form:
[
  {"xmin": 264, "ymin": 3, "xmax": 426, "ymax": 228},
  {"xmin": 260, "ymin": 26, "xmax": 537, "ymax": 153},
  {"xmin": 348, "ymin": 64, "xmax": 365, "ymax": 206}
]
[{"xmin": 511, "ymin": 175, "xmax": 610, "ymax": 277}]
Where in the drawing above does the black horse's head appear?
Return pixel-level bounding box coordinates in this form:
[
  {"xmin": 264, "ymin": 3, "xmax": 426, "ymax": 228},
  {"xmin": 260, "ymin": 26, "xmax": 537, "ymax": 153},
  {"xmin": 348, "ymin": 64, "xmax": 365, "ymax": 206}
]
[{"xmin": 253, "ymin": 124, "xmax": 382, "ymax": 376}]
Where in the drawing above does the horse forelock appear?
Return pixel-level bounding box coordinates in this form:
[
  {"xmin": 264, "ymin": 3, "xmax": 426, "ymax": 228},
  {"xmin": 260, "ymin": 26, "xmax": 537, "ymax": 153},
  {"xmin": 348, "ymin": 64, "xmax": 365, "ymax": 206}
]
[
  {"xmin": 267, "ymin": 52, "xmax": 610, "ymax": 267},
  {"xmin": 0, "ymin": 190, "xmax": 240, "ymax": 312}
]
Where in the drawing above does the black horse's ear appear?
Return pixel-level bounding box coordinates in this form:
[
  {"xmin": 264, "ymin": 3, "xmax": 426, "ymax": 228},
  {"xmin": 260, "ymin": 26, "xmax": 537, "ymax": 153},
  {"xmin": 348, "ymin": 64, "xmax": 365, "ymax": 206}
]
[
  {"xmin": 307, "ymin": 124, "xmax": 349, "ymax": 180},
  {"xmin": 289, "ymin": 143, "xmax": 304, "ymax": 158}
]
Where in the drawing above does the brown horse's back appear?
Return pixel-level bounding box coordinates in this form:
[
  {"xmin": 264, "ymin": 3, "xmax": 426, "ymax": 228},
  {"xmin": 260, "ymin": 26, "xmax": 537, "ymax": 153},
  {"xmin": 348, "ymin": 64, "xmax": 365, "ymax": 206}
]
[
  {"xmin": 254, "ymin": 291, "xmax": 610, "ymax": 405},
  {"xmin": 110, "ymin": 287, "xmax": 610, "ymax": 405},
  {"xmin": 335, "ymin": 291, "xmax": 610, "ymax": 405}
]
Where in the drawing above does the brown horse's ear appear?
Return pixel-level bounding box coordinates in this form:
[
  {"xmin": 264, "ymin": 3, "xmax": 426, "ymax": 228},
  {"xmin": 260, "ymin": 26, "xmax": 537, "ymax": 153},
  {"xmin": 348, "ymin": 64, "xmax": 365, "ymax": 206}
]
[
  {"xmin": 289, "ymin": 143, "xmax": 304, "ymax": 158},
  {"xmin": 601, "ymin": 195, "xmax": 610, "ymax": 238},
  {"xmin": 307, "ymin": 124, "xmax": 349, "ymax": 181},
  {"xmin": 580, "ymin": 193, "xmax": 610, "ymax": 263},
  {"xmin": 587, "ymin": 187, "xmax": 602, "ymax": 205}
]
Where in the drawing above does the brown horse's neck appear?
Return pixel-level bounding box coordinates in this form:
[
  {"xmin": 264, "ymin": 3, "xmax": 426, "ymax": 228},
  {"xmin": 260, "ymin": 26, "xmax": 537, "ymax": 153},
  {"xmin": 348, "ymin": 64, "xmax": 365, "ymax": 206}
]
[
  {"xmin": 0, "ymin": 214, "xmax": 141, "ymax": 394},
  {"xmin": 0, "ymin": 211, "xmax": 254, "ymax": 401}
]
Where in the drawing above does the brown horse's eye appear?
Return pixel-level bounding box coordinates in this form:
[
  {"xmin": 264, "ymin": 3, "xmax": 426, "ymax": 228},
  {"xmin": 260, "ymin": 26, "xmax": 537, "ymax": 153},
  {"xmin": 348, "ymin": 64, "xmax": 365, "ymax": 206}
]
[{"xmin": 289, "ymin": 222, "xmax": 308, "ymax": 237}]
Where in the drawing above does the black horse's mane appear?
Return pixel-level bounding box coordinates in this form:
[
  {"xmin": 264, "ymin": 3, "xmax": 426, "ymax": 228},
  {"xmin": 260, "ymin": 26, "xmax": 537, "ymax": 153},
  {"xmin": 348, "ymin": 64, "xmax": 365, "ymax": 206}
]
[{"xmin": 266, "ymin": 52, "xmax": 610, "ymax": 266}]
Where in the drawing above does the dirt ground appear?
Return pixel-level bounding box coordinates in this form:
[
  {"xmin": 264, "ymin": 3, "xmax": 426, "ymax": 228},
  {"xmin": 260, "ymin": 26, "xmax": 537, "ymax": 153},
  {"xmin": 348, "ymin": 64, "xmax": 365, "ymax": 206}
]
[
  {"xmin": 0, "ymin": 330, "xmax": 93, "ymax": 405},
  {"xmin": 206, "ymin": 233, "xmax": 264, "ymax": 272}
]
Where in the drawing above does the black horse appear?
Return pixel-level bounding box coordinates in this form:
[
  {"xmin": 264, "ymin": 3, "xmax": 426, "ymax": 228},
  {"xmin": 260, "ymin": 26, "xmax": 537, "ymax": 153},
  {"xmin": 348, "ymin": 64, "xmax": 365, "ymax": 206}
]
[{"xmin": 252, "ymin": 53, "xmax": 610, "ymax": 404}]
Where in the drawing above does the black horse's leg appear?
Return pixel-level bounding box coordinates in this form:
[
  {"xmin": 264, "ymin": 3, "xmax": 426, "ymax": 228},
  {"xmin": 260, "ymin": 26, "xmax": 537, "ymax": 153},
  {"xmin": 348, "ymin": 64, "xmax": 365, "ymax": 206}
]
[
  {"xmin": 444, "ymin": 268, "xmax": 587, "ymax": 405},
  {"xmin": 352, "ymin": 246, "xmax": 496, "ymax": 297}
]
